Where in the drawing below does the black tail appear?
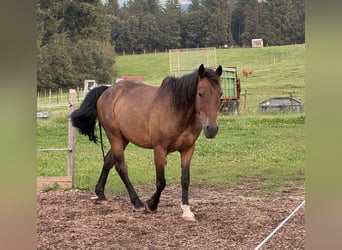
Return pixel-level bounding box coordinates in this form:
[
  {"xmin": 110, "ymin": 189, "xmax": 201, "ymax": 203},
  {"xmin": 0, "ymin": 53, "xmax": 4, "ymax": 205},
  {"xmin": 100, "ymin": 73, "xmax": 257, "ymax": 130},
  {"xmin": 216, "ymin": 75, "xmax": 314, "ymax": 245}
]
[{"xmin": 70, "ymin": 85, "xmax": 109, "ymax": 143}]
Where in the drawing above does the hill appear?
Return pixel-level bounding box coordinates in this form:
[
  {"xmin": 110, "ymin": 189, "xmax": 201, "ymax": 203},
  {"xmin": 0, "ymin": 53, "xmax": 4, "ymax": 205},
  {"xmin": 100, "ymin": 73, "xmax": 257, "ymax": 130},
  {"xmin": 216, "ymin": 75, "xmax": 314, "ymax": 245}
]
[{"xmin": 115, "ymin": 44, "xmax": 305, "ymax": 113}]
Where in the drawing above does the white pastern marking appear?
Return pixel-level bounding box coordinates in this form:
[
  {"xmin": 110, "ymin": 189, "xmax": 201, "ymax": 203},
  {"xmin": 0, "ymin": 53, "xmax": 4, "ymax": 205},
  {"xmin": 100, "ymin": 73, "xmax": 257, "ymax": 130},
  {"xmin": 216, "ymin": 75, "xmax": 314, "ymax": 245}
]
[{"xmin": 181, "ymin": 204, "xmax": 196, "ymax": 221}]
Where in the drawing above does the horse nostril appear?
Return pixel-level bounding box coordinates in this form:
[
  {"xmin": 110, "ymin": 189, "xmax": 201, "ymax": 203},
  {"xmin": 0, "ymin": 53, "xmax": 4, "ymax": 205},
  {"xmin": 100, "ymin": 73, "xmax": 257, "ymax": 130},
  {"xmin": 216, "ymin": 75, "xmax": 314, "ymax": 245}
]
[
  {"xmin": 206, "ymin": 125, "xmax": 218, "ymax": 131},
  {"xmin": 205, "ymin": 125, "xmax": 218, "ymax": 134},
  {"xmin": 203, "ymin": 125, "xmax": 218, "ymax": 139}
]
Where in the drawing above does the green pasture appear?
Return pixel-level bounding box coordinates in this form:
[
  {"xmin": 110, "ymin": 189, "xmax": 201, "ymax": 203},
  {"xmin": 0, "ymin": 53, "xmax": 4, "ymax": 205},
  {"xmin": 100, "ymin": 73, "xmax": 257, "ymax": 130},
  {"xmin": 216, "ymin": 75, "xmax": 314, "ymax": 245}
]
[
  {"xmin": 37, "ymin": 44, "xmax": 305, "ymax": 195},
  {"xmin": 37, "ymin": 110, "xmax": 304, "ymax": 195}
]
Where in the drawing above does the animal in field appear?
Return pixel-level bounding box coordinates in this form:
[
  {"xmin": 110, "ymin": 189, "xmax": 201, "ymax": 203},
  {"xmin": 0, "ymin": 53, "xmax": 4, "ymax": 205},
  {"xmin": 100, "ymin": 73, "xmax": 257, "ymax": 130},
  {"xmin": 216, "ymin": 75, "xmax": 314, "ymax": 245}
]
[
  {"xmin": 71, "ymin": 64, "xmax": 223, "ymax": 221},
  {"xmin": 242, "ymin": 68, "xmax": 253, "ymax": 77}
]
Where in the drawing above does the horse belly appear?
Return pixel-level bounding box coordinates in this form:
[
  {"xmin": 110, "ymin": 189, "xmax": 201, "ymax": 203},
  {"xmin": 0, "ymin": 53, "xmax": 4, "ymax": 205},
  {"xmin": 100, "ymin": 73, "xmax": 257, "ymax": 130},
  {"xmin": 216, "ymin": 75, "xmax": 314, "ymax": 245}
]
[
  {"xmin": 117, "ymin": 105, "xmax": 154, "ymax": 149},
  {"xmin": 123, "ymin": 128, "xmax": 153, "ymax": 149}
]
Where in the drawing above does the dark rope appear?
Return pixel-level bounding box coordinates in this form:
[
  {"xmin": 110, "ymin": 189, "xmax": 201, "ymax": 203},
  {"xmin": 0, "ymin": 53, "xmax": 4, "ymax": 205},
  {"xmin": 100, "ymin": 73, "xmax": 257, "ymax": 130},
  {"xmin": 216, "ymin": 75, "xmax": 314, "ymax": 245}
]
[{"xmin": 99, "ymin": 122, "xmax": 105, "ymax": 161}]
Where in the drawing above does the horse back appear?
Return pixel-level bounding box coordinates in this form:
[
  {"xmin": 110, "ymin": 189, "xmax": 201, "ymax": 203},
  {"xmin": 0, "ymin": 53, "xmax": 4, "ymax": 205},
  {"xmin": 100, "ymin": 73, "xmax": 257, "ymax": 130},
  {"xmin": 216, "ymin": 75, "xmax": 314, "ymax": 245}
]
[
  {"xmin": 97, "ymin": 80, "xmax": 158, "ymax": 148},
  {"xmin": 97, "ymin": 80, "xmax": 202, "ymax": 152}
]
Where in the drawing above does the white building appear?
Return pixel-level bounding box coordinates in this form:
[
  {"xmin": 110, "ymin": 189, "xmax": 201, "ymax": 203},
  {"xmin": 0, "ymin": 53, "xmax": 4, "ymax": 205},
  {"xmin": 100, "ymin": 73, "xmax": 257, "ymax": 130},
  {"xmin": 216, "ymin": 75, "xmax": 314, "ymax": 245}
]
[{"xmin": 252, "ymin": 38, "xmax": 263, "ymax": 48}]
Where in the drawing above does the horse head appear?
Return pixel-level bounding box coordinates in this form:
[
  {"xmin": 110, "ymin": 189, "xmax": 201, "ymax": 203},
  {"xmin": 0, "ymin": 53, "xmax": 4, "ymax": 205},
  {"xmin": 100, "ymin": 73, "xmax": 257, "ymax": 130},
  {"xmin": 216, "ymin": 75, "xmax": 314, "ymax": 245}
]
[{"xmin": 195, "ymin": 64, "xmax": 222, "ymax": 139}]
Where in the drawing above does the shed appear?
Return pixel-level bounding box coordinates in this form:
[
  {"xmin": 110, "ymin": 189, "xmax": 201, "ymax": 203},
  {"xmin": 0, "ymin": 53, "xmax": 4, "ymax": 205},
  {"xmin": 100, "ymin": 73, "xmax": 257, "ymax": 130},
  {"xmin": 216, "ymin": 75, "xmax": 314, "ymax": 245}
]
[
  {"xmin": 252, "ymin": 38, "xmax": 263, "ymax": 48},
  {"xmin": 259, "ymin": 97, "xmax": 302, "ymax": 113}
]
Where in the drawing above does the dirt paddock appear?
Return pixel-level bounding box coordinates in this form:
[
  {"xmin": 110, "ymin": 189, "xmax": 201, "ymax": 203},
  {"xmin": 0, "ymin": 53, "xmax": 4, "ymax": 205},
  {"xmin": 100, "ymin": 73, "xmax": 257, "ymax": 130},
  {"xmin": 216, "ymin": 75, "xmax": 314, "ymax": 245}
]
[{"xmin": 37, "ymin": 185, "xmax": 305, "ymax": 249}]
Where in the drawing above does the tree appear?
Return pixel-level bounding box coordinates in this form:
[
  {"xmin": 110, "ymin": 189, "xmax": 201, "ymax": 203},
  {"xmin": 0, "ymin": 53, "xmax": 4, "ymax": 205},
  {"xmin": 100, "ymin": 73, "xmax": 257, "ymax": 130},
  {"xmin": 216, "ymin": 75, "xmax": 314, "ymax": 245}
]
[
  {"xmin": 105, "ymin": 0, "xmax": 119, "ymax": 15},
  {"xmin": 68, "ymin": 39, "xmax": 115, "ymax": 86},
  {"xmin": 231, "ymin": 0, "xmax": 304, "ymax": 46},
  {"xmin": 37, "ymin": 0, "xmax": 69, "ymax": 47},
  {"xmin": 37, "ymin": 34, "xmax": 74, "ymax": 91},
  {"xmin": 181, "ymin": 0, "xmax": 232, "ymax": 48},
  {"xmin": 62, "ymin": 1, "xmax": 110, "ymax": 42},
  {"xmin": 181, "ymin": 8, "xmax": 204, "ymax": 48},
  {"xmin": 231, "ymin": 0, "xmax": 247, "ymax": 46},
  {"xmin": 158, "ymin": 0, "xmax": 182, "ymax": 50},
  {"xmin": 290, "ymin": 0, "xmax": 305, "ymax": 44},
  {"xmin": 37, "ymin": 0, "xmax": 116, "ymax": 90},
  {"xmin": 240, "ymin": 1, "xmax": 261, "ymax": 46}
]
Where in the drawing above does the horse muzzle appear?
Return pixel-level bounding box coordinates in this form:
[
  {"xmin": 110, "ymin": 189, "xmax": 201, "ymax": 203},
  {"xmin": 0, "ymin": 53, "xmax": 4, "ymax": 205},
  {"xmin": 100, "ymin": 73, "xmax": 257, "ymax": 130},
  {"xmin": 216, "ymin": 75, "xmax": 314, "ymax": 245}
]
[{"xmin": 203, "ymin": 125, "xmax": 218, "ymax": 139}]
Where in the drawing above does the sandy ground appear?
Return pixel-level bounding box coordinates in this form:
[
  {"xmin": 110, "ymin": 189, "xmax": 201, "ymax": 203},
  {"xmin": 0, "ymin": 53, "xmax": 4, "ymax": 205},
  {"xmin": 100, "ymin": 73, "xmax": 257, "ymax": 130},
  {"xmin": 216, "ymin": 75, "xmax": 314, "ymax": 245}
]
[{"xmin": 37, "ymin": 184, "xmax": 305, "ymax": 249}]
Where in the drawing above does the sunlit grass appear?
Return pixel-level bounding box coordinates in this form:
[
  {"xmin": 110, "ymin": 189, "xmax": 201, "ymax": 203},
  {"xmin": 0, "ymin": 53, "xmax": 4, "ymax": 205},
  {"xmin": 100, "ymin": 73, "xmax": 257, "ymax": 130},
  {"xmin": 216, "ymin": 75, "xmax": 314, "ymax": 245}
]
[{"xmin": 37, "ymin": 113, "xmax": 304, "ymax": 195}]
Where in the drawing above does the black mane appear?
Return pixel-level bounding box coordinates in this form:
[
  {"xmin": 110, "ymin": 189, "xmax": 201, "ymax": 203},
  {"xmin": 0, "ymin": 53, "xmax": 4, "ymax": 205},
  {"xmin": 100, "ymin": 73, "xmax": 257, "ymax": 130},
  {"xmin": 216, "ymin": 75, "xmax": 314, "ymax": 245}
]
[{"xmin": 157, "ymin": 68, "xmax": 220, "ymax": 111}]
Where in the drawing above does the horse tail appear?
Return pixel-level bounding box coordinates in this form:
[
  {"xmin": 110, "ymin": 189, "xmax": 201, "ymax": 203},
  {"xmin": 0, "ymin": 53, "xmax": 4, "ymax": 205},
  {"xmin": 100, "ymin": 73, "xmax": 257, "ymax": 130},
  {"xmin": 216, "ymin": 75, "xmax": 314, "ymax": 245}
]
[{"xmin": 70, "ymin": 85, "xmax": 109, "ymax": 143}]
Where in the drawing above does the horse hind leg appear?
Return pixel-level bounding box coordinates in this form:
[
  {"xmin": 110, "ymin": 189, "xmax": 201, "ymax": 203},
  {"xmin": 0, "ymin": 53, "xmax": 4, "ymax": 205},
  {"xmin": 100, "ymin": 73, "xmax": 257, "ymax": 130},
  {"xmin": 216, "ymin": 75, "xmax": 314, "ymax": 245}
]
[
  {"xmin": 113, "ymin": 153, "xmax": 144, "ymax": 210},
  {"xmin": 94, "ymin": 150, "xmax": 115, "ymax": 201}
]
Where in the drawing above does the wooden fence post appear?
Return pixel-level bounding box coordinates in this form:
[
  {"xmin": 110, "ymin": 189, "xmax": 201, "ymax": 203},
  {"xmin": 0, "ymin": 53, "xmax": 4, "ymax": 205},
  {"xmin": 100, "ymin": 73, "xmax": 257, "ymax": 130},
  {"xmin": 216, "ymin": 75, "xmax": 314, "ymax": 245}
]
[
  {"xmin": 67, "ymin": 89, "xmax": 76, "ymax": 185},
  {"xmin": 243, "ymin": 89, "xmax": 247, "ymax": 111}
]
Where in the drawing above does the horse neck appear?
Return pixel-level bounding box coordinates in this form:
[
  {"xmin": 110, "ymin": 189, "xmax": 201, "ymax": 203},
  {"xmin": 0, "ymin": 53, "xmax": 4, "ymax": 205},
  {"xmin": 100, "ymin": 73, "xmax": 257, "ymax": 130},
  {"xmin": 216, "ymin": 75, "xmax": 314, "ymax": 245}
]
[
  {"xmin": 158, "ymin": 73, "xmax": 198, "ymax": 111},
  {"xmin": 176, "ymin": 103, "xmax": 200, "ymax": 129}
]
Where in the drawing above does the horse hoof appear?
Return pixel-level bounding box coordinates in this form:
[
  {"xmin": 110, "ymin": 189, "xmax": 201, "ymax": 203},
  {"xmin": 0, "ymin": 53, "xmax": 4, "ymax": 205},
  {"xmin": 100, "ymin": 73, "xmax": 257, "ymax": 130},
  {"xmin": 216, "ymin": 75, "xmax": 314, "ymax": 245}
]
[
  {"xmin": 133, "ymin": 201, "xmax": 145, "ymax": 211},
  {"xmin": 133, "ymin": 206, "xmax": 145, "ymax": 212},
  {"xmin": 182, "ymin": 215, "xmax": 196, "ymax": 222},
  {"xmin": 144, "ymin": 202, "xmax": 157, "ymax": 213},
  {"xmin": 90, "ymin": 196, "xmax": 107, "ymax": 203},
  {"xmin": 181, "ymin": 204, "xmax": 196, "ymax": 221}
]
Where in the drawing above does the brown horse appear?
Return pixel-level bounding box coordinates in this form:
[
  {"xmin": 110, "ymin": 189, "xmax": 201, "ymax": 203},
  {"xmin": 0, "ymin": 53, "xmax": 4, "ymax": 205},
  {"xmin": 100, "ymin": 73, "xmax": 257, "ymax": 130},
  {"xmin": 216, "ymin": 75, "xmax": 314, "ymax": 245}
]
[{"xmin": 71, "ymin": 64, "xmax": 222, "ymax": 221}]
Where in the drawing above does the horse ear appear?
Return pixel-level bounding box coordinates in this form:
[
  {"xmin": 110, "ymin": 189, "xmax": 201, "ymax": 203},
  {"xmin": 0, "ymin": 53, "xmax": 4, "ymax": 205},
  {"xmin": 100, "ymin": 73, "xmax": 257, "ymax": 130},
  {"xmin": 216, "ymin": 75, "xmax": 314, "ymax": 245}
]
[
  {"xmin": 216, "ymin": 65, "xmax": 222, "ymax": 76},
  {"xmin": 198, "ymin": 64, "xmax": 205, "ymax": 78}
]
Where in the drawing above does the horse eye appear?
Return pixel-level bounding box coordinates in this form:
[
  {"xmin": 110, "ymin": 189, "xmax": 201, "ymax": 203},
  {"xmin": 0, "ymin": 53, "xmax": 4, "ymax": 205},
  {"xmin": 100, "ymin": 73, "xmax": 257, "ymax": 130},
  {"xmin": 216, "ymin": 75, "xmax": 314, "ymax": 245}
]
[{"xmin": 198, "ymin": 93, "xmax": 202, "ymax": 97}]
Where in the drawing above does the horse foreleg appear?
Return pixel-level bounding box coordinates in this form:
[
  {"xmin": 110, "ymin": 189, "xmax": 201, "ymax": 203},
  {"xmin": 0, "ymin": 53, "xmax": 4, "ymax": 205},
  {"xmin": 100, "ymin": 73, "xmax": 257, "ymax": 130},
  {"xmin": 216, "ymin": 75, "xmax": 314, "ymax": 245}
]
[
  {"xmin": 180, "ymin": 164, "xmax": 196, "ymax": 221},
  {"xmin": 180, "ymin": 147, "xmax": 196, "ymax": 221},
  {"xmin": 145, "ymin": 166, "xmax": 166, "ymax": 212},
  {"xmin": 94, "ymin": 150, "xmax": 115, "ymax": 201},
  {"xmin": 145, "ymin": 148, "xmax": 166, "ymax": 212}
]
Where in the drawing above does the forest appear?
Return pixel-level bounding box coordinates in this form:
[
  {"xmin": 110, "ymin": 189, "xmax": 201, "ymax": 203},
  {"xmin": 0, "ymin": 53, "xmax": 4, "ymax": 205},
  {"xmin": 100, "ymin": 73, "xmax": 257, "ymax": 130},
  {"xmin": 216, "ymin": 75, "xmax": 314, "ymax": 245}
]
[{"xmin": 37, "ymin": 0, "xmax": 305, "ymax": 91}]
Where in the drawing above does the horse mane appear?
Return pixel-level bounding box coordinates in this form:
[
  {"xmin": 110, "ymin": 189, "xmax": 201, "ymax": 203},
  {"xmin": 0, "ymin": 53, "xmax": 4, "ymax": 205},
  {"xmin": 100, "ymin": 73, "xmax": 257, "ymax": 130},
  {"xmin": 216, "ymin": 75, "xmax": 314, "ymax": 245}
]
[{"xmin": 158, "ymin": 68, "xmax": 221, "ymax": 111}]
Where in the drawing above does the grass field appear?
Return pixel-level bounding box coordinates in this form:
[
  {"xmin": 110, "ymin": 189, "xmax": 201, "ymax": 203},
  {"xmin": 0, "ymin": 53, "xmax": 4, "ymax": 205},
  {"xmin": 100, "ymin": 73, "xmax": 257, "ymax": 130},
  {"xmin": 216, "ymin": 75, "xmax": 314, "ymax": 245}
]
[
  {"xmin": 37, "ymin": 44, "xmax": 305, "ymax": 195},
  {"xmin": 37, "ymin": 111, "xmax": 304, "ymax": 195},
  {"xmin": 115, "ymin": 44, "xmax": 305, "ymax": 113}
]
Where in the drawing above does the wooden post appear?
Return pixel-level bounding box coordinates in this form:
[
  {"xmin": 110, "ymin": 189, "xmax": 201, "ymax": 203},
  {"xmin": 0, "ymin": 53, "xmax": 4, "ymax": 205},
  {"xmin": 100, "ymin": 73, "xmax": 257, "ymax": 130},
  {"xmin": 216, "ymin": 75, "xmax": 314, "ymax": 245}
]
[
  {"xmin": 76, "ymin": 87, "xmax": 80, "ymax": 101},
  {"xmin": 84, "ymin": 80, "xmax": 89, "ymax": 97},
  {"xmin": 60, "ymin": 88, "xmax": 63, "ymax": 102},
  {"xmin": 67, "ymin": 89, "xmax": 76, "ymax": 185},
  {"xmin": 243, "ymin": 89, "xmax": 247, "ymax": 111},
  {"xmin": 177, "ymin": 50, "xmax": 180, "ymax": 76},
  {"xmin": 168, "ymin": 49, "xmax": 172, "ymax": 75}
]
